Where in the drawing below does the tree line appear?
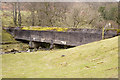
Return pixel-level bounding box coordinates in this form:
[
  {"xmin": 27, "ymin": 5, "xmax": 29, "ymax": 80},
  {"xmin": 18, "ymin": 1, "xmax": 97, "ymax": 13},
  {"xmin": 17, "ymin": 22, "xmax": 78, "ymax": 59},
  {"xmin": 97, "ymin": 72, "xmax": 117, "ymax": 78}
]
[{"xmin": 3, "ymin": 2, "xmax": 119, "ymax": 29}]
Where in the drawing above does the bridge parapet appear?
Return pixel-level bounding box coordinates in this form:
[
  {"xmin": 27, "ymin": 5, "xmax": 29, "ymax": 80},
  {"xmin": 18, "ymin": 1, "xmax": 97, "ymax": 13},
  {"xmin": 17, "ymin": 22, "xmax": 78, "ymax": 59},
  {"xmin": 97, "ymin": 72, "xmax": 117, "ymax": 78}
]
[
  {"xmin": 5, "ymin": 28, "xmax": 116, "ymax": 46},
  {"xmin": 4, "ymin": 27, "xmax": 117, "ymax": 48}
]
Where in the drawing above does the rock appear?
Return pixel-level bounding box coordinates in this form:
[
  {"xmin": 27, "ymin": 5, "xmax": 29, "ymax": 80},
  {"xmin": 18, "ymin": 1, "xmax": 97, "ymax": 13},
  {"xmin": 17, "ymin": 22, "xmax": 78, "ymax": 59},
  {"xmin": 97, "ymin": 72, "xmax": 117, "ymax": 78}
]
[
  {"xmin": 85, "ymin": 66, "xmax": 90, "ymax": 68},
  {"xmin": 27, "ymin": 49, "xmax": 30, "ymax": 52},
  {"xmin": 60, "ymin": 62, "xmax": 67, "ymax": 66},
  {"xmin": 97, "ymin": 61, "xmax": 104, "ymax": 64},
  {"xmin": 61, "ymin": 55, "xmax": 65, "ymax": 57},
  {"xmin": 27, "ymin": 49, "xmax": 33, "ymax": 52},
  {"xmin": 18, "ymin": 51, "xmax": 21, "ymax": 53},
  {"xmin": 11, "ymin": 49, "xmax": 18, "ymax": 52}
]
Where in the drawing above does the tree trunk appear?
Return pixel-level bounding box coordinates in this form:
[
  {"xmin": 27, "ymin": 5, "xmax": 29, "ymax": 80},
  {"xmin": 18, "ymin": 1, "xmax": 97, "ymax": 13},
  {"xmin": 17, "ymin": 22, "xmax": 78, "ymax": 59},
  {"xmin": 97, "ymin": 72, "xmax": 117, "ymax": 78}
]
[
  {"xmin": 13, "ymin": 3, "xmax": 15, "ymax": 26},
  {"xmin": 14, "ymin": 3, "xmax": 17, "ymax": 26},
  {"xmin": 31, "ymin": 10, "xmax": 35, "ymax": 26},
  {"xmin": 18, "ymin": 2, "xmax": 21, "ymax": 27}
]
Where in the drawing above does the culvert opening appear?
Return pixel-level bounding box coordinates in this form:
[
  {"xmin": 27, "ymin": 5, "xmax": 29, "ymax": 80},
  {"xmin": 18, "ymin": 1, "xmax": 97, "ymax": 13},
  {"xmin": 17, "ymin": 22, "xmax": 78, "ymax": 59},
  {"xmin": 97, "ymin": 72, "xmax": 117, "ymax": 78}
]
[
  {"xmin": 14, "ymin": 39, "xmax": 75, "ymax": 52},
  {"xmin": 15, "ymin": 39, "xmax": 29, "ymax": 44},
  {"xmin": 33, "ymin": 42, "xmax": 75, "ymax": 50},
  {"xmin": 54, "ymin": 44, "xmax": 74, "ymax": 49}
]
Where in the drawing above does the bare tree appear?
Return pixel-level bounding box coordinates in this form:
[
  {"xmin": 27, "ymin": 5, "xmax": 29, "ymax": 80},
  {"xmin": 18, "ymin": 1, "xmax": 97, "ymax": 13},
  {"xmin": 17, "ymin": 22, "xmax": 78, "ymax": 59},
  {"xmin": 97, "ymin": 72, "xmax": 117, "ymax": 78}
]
[
  {"xmin": 31, "ymin": 3, "xmax": 36, "ymax": 26},
  {"xmin": 13, "ymin": 2, "xmax": 17, "ymax": 26},
  {"xmin": 18, "ymin": 2, "xmax": 21, "ymax": 26}
]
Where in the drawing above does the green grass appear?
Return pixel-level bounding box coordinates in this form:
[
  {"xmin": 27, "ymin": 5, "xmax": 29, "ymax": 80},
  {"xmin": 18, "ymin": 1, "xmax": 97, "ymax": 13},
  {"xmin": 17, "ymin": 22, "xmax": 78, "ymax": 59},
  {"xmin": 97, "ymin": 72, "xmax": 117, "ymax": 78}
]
[
  {"xmin": 2, "ymin": 36, "xmax": 119, "ymax": 78},
  {"xmin": 2, "ymin": 30, "xmax": 29, "ymax": 52},
  {"xmin": 2, "ymin": 10, "xmax": 14, "ymax": 27},
  {"xmin": 2, "ymin": 30, "xmax": 17, "ymax": 43},
  {"xmin": 2, "ymin": 43, "xmax": 29, "ymax": 52},
  {"xmin": 0, "ymin": 55, "xmax": 2, "ymax": 80},
  {"xmin": 2, "ymin": 10, "xmax": 31, "ymax": 27}
]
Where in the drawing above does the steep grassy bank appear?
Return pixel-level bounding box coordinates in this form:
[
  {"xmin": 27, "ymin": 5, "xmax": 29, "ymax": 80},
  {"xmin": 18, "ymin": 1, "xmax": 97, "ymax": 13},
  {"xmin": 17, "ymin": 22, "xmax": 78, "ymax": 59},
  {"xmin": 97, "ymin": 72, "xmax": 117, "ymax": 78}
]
[
  {"xmin": 2, "ymin": 36, "xmax": 119, "ymax": 78},
  {"xmin": 2, "ymin": 30, "xmax": 29, "ymax": 52},
  {"xmin": 2, "ymin": 30, "xmax": 17, "ymax": 43}
]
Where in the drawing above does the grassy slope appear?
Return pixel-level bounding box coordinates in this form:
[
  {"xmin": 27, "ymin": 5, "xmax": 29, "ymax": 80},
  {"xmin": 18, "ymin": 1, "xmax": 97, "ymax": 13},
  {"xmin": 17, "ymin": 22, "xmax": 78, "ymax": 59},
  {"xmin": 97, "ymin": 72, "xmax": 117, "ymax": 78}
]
[
  {"xmin": 2, "ymin": 36, "xmax": 119, "ymax": 78},
  {"xmin": 2, "ymin": 30, "xmax": 17, "ymax": 43},
  {"xmin": 2, "ymin": 30, "xmax": 29, "ymax": 52}
]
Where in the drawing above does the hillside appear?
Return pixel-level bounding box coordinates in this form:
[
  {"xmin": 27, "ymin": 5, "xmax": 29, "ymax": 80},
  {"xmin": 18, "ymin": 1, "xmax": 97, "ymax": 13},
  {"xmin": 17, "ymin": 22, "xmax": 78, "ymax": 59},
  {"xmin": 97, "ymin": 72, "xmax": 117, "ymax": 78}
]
[
  {"xmin": 2, "ymin": 30, "xmax": 17, "ymax": 43},
  {"xmin": 2, "ymin": 30, "xmax": 29, "ymax": 52},
  {"xmin": 2, "ymin": 2, "xmax": 119, "ymax": 28},
  {"xmin": 2, "ymin": 36, "xmax": 119, "ymax": 78}
]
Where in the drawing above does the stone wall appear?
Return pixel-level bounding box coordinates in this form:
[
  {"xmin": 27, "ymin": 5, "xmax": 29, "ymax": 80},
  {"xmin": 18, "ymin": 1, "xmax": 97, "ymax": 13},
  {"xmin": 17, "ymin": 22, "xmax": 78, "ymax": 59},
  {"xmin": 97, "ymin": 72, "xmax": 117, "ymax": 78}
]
[{"xmin": 8, "ymin": 28, "xmax": 117, "ymax": 46}]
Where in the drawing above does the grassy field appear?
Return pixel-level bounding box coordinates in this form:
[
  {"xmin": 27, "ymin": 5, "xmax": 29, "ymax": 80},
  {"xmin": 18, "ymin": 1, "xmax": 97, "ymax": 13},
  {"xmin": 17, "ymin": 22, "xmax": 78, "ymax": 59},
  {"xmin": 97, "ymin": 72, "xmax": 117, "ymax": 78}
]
[{"xmin": 2, "ymin": 36, "xmax": 119, "ymax": 78}]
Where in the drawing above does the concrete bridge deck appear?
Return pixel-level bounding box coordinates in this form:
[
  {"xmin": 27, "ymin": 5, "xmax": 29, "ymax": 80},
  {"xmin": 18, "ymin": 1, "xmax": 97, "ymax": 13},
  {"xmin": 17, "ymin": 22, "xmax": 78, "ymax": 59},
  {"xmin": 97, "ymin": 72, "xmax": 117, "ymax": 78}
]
[{"xmin": 4, "ymin": 27, "xmax": 117, "ymax": 48}]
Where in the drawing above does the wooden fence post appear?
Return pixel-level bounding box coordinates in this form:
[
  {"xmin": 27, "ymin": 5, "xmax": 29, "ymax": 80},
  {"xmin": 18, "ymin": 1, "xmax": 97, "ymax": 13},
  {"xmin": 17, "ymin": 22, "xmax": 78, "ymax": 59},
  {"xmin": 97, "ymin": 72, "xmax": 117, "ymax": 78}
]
[{"xmin": 102, "ymin": 26, "xmax": 105, "ymax": 40}]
